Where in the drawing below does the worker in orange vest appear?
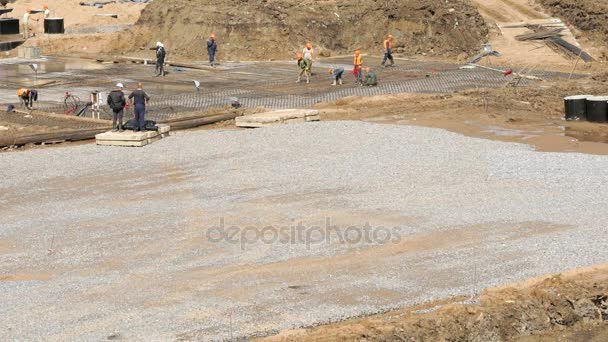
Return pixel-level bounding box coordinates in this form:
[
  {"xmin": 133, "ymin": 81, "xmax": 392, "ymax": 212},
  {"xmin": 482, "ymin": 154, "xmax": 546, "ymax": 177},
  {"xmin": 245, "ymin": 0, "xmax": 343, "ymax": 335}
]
[
  {"xmin": 381, "ymin": 34, "xmax": 395, "ymax": 67},
  {"xmin": 17, "ymin": 88, "xmax": 38, "ymax": 109},
  {"xmin": 353, "ymin": 50, "xmax": 363, "ymax": 86}
]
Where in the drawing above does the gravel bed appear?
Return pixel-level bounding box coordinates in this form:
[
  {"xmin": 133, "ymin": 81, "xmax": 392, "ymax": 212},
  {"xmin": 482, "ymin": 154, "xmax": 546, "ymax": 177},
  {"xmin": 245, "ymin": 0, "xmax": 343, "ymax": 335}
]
[{"xmin": 0, "ymin": 121, "xmax": 607, "ymax": 341}]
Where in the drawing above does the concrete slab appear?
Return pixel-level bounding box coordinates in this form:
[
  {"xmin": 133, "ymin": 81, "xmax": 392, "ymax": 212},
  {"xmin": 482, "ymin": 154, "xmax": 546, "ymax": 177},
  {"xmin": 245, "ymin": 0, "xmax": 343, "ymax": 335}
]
[
  {"xmin": 95, "ymin": 139, "xmax": 149, "ymax": 147},
  {"xmin": 147, "ymin": 135, "xmax": 162, "ymax": 144},
  {"xmin": 17, "ymin": 47, "xmax": 41, "ymax": 59},
  {"xmin": 157, "ymin": 124, "xmax": 170, "ymax": 134},
  {"xmin": 96, "ymin": 130, "xmax": 156, "ymax": 141},
  {"xmin": 235, "ymin": 109, "xmax": 320, "ymax": 128},
  {"xmin": 95, "ymin": 125, "xmax": 171, "ymax": 147}
]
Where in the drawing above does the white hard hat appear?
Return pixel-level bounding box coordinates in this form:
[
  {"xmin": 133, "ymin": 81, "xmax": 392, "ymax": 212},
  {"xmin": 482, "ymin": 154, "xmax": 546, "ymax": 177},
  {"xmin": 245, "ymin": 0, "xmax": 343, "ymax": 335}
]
[
  {"xmin": 116, "ymin": 83, "xmax": 124, "ymax": 88},
  {"xmin": 156, "ymin": 41, "xmax": 163, "ymax": 47}
]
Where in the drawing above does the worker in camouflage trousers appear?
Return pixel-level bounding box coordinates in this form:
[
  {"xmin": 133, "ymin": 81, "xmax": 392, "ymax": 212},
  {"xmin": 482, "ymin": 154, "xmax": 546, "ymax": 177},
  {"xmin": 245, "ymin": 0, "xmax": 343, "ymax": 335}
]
[
  {"xmin": 381, "ymin": 34, "xmax": 395, "ymax": 67},
  {"xmin": 364, "ymin": 67, "xmax": 378, "ymax": 86},
  {"xmin": 303, "ymin": 42, "xmax": 314, "ymax": 75},
  {"xmin": 296, "ymin": 53, "xmax": 310, "ymax": 84}
]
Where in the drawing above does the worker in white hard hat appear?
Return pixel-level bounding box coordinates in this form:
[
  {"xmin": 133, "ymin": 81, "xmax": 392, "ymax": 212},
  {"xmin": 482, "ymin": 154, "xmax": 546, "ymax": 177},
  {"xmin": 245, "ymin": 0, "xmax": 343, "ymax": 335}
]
[
  {"xmin": 22, "ymin": 8, "xmax": 34, "ymax": 39},
  {"xmin": 43, "ymin": 4, "xmax": 50, "ymax": 19},
  {"xmin": 107, "ymin": 83, "xmax": 126, "ymax": 131},
  {"xmin": 150, "ymin": 42, "xmax": 166, "ymax": 77}
]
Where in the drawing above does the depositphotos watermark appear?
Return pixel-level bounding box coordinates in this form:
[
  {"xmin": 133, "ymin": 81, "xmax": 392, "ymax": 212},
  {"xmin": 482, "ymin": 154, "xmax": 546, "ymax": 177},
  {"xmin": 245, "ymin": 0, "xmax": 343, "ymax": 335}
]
[{"xmin": 206, "ymin": 218, "xmax": 403, "ymax": 249}]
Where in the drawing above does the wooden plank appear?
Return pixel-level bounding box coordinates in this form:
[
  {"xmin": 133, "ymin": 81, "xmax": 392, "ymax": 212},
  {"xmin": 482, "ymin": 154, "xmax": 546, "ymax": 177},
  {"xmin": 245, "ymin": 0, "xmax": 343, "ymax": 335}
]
[
  {"xmin": 0, "ymin": 128, "xmax": 109, "ymax": 147},
  {"xmin": 165, "ymin": 113, "xmax": 241, "ymax": 130}
]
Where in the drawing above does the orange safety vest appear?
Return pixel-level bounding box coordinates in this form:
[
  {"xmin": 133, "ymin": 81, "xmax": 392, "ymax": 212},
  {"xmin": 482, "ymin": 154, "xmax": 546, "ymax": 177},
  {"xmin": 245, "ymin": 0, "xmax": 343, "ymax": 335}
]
[
  {"xmin": 384, "ymin": 39, "xmax": 393, "ymax": 50},
  {"xmin": 354, "ymin": 55, "xmax": 362, "ymax": 69},
  {"xmin": 17, "ymin": 88, "xmax": 28, "ymax": 97}
]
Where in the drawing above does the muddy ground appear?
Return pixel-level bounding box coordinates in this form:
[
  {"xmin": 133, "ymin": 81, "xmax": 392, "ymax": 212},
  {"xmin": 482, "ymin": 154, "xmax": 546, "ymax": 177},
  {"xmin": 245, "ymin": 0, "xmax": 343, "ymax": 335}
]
[
  {"xmin": 316, "ymin": 77, "xmax": 608, "ymax": 155},
  {"xmin": 259, "ymin": 265, "xmax": 608, "ymax": 341}
]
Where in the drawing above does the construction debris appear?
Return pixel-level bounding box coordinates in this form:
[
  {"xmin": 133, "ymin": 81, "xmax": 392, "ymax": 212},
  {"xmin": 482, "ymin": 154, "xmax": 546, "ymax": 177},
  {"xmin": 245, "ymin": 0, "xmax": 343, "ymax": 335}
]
[
  {"xmin": 548, "ymin": 37, "xmax": 594, "ymax": 62},
  {"xmin": 235, "ymin": 109, "xmax": 320, "ymax": 128},
  {"xmin": 515, "ymin": 24, "xmax": 594, "ymax": 62},
  {"xmin": 515, "ymin": 28, "xmax": 564, "ymax": 41},
  {"xmin": 468, "ymin": 64, "xmax": 542, "ymax": 81},
  {"xmin": 79, "ymin": 0, "xmax": 116, "ymax": 7},
  {"xmin": 94, "ymin": 14, "xmax": 118, "ymax": 18},
  {"xmin": 467, "ymin": 43, "xmax": 501, "ymax": 64},
  {"xmin": 80, "ymin": 0, "xmax": 151, "ymax": 7}
]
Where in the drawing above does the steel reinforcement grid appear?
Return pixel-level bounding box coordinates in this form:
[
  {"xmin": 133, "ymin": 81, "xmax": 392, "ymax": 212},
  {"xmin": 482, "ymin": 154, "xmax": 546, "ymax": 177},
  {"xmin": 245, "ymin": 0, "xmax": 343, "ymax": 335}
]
[{"xmin": 20, "ymin": 59, "xmax": 586, "ymax": 123}]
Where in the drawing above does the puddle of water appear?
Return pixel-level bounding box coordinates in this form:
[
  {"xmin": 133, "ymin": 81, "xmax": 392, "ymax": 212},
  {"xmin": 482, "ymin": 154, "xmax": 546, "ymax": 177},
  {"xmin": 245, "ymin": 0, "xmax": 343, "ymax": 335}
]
[
  {"xmin": 565, "ymin": 127, "xmax": 608, "ymax": 144},
  {"xmin": 0, "ymin": 57, "xmax": 107, "ymax": 85},
  {"xmin": 480, "ymin": 125, "xmax": 526, "ymax": 137}
]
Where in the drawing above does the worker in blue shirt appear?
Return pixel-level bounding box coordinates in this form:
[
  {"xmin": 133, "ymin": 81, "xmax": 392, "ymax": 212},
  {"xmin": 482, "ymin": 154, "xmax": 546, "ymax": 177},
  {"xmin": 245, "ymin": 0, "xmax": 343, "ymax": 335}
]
[{"xmin": 207, "ymin": 34, "xmax": 218, "ymax": 66}]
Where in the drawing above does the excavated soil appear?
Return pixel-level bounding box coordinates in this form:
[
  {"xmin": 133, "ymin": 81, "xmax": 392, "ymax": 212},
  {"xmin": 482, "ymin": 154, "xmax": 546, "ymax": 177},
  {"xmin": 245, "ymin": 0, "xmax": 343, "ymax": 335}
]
[
  {"xmin": 538, "ymin": 0, "xmax": 608, "ymax": 36},
  {"xmin": 135, "ymin": 0, "xmax": 488, "ymax": 61},
  {"xmin": 259, "ymin": 265, "xmax": 608, "ymax": 341},
  {"xmin": 538, "ymin": 0, "xmax": 608, "ymax": 60}
]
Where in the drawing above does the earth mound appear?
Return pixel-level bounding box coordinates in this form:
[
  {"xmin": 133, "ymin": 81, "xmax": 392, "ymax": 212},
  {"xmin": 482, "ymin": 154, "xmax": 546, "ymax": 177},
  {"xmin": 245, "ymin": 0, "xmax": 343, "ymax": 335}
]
[
  {"xmin": 538, "ymin": 0, "xmax": 608, "ymax": 59},
  {"xmin": 135, "ymin": 0, "xmax": 488, "ymax": 61}
]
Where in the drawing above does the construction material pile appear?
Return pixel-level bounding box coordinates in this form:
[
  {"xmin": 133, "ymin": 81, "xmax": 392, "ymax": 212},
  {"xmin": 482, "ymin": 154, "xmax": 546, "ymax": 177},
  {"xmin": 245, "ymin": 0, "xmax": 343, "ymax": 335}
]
[
  {"xmin": 538, "ymin": 0, "xmax": 608, "ymax": 59},
  {"xmin": 515, "ymin": 24, "xmax": 593, "ymax": 62}
]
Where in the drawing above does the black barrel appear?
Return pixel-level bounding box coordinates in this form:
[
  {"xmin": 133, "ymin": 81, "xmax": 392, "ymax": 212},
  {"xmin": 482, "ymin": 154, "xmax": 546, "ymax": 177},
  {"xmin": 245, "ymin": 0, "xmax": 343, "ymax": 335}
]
[
  {"xmin": 44, "ymin": 18, "xmax": 65, "ymax": 34},
  {"xmin": 586, "ymin": 96, "xmax": 608, "ymax": 123},
  {"xmin": 564, "ymin": 95, "xmax": 591, "ymax": 121},
  {"xmin": 0, "ymin": 40, "xmax": 24, "ymax": 52},
  {"xmin": 0, "ymin": 18, "xmax": 20, "ymax": 35}
]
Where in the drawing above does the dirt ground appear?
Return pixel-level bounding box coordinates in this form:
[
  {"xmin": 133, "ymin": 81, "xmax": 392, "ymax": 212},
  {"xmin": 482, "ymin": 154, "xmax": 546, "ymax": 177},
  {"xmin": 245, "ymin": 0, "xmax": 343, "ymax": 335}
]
[
  {"xmin": 131, "ymin": 0, "xmax": 488, "ymax": 61},
  {"xmin": 4, "ymin": 0, "xmax": 145, "ymax": 30},
  {"xmin": 538, "ymin": 0, "xmax": 608, "ymax": 61},
  {"xmin": 258, "ymin": 264, "xmax": 608, "ymax": 341},
  {"xmin": 470, "ymin": 0, "xmax": 596, "ymax": 69},
  {"xmin": 2, "ymin": 0, "xmax": 147, "ymax": 56}
]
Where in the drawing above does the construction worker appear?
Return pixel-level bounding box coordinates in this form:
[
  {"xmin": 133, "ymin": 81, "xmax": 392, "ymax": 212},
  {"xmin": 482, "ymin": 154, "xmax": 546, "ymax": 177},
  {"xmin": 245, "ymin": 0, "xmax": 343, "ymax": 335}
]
[
  {"xmin": 329, "ymin": 66, "xmax": 344, "ymax": 86},
  {"xmin": 381, "ymin": 34, "xmax": 395, "ymax": 67},
  {"xmin": 107, "ymin": 83, "xmax": 126, "ymax": 132},
  {"xmin": 207, "ymin": 34, "xmax": 218, "ymax": 66},
  {"xmin": 22, "ymin": 9, "xmax": 33, "ymax": 39},
  {"xmin": 296, "ymin": 53, "xmax": 310, "ymax": 84},
  {"xmin": 364, "ymin": 67, "xmax": 378, "ymax": 86},
  {"xmin": 150, "ymin": 42, "xmax": 166, "ymax": 77},
  {"xmin": 353, "ymin": 50, "xmax": 363, "ymax": 86},
  {"xmin": 17, "ymin": 88, "xmax": 38, "ymax": 109},
  {"xmin": 303, "ymin": 42, "xmax": 314, "ymax": 75},
  {"xmin": 128, "ymin": 83, "xmax": 151, "ymax": 132},
  {"xmin": 43, "ymin": 4, "xmax": 50, "ymax": 19}
]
